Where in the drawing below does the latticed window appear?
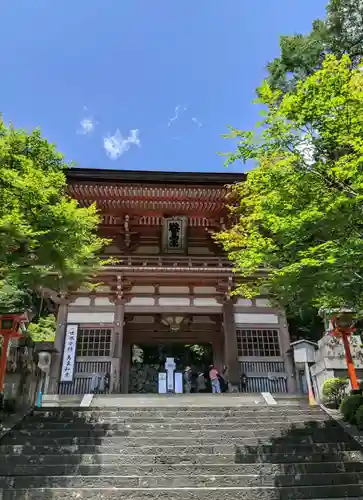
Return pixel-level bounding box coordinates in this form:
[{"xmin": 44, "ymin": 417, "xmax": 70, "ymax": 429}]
[
  {"xmin": 76, "ymin": 328, "xmax": 112, "ymax": 357},
  {"xmin": 236, "ymin": 329, "xmax": 281, "ymax": 357}
]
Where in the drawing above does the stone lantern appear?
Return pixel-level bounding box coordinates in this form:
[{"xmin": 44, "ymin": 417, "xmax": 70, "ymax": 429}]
[{"xmin": 34, "ymin": 342, "xmax": 59, "ymax": 407}]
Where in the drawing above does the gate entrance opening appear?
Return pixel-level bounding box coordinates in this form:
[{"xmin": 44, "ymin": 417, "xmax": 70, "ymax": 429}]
[{"xmin": 128, "ymin": 343, "xmax": 213, "ymax": 394}]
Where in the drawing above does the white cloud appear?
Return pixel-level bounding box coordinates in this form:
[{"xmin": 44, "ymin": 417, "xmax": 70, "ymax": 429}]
[
  {"xmin": 78, "ymin": 118, "xmax": 95, "ymax": 135},
  {"xmin": 77, "ymin": 107, "xmax": 97, "ymax": 135},
  {"xmin": 168, "ymin": 104, "xmax": 187, "ymax": 127},
  {"xmin": 191, "ymin": 117, "xmax": 202, "ymax": 128},
  {"xmin": 103, "ymin": 128, "xmax": 140, "ymax": 160}
]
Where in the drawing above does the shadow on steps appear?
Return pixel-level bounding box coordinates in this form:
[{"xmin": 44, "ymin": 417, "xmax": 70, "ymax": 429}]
[
  {"xmin": 234, "ymin": 417, "xmax": 363, "ymax": 497},
  {"xmin": 0, "ymin": 407, "xmax": 115, "ymax": 500}
]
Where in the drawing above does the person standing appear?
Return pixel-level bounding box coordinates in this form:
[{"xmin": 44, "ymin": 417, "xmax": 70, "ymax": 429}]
[
  {"xmin": 209, "ymin": 364, "xmax": 221, "ymax": 394},
  {"xmin": 221, "ymin": 365, "xmax": 229, "ymax": 393},
  {"xmin": 184, "ymin": 366, "xmax": 192, "ymax": 393}
]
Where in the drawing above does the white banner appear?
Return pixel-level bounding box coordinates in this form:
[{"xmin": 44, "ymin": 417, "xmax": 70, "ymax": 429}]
[{"xmin": 60, "ymin": 324, "xmax": 78, "ymax": 383}]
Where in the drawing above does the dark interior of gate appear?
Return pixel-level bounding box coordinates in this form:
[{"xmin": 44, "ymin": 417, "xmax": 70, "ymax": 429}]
[{"xmin": 128, "ymin": 343, "xmax": 214, "ymax": 393}]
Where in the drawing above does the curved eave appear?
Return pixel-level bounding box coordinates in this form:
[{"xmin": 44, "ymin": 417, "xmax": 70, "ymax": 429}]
[{"xmin": 66, "ymin": 168, "xmax": 246, "ymax": 186}]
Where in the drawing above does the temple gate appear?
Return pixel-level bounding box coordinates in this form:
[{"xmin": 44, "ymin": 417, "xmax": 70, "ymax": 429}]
[{"xmin": 46, "ymin": 169, "xmax": 296, "ymax": 395}]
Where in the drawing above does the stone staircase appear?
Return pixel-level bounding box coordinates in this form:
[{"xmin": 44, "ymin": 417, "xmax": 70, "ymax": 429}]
[{"xmin": 1, "ymin": 398, "xmax": 363, "ymax": 499}]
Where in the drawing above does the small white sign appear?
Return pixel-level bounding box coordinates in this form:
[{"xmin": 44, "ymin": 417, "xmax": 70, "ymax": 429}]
[
  {"xmin": 158, "ymin": 373, "xmax": 167, "ymax": 394},
  {"xmin": 60, "ymin": 324, "xmax": 78, "ymax": 383}
]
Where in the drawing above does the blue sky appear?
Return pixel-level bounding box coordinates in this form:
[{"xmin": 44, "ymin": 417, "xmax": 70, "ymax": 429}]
[{"xmin": 2, "ymin": 1, "xmax": 327, "ymax": 173}]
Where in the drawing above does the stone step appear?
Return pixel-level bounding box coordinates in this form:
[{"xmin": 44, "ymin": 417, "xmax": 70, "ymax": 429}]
[
  {"xmin": 1, "ymin": 471, "xmax": 363, "ymax": 488},
  {"xmin": 91, "ymin": 394, "xmax": 268, "ymax": 405},
  {"xmin": 20, "ymin": 414, "xmax": 330, "ymax": 426},
  {"xmin": 0, "ymin": 432, "xmax": 352, "ymax": 447},
  {"xmin": 7, "ymin": 451, "xmax": 362, "ymax": 467},
  {"xmin": 1, "ymin": 442, "xmax": 359, "ymax": 458},
  {"xmin": 13, "ymin": 420, "xmax": 334, "ymax": 433},
  {"xmin": 7, "ymin": 421, "xmax": 342, "ymax": 438},
  {"xmin": 19, "ymin": 418, "xmax": 331, "ymax": 431},
  {"xmin": 2, "ymin": 461, "xmax": 363, "ymax": 477},
  {"xmin": 31, "ymin": 408, "xmax": 324, "ymax": 418},
  {"xmin": 1, "ymin": 485, "xmax": 363, "ymax": 500}
]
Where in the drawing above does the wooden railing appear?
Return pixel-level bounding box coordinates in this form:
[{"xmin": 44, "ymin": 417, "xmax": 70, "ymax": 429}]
[{"xmin": 102, "ymin": 254, "xmax": 233, "ymax": 269}]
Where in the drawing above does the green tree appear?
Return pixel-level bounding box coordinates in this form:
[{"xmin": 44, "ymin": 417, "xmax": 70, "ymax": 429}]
[
  {"xmin": 27, "ymin": 314, "xmax": 56, "ymax": 342},
  {"xmin": 267, "ymin": 0, "xmax": 363, "ymax": 94},
  {"xmin": 0, "ymin": 120, "xmax": 107, "ymax": 313},
  {"xmin": 217, "ymin": 55, "xmax": 363, "ymax": 316}
]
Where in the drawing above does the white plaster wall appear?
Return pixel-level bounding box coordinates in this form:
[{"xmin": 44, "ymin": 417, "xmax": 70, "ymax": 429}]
[
  {"xmin": 131, "ymin": 285, "xmax": 155, "ymax": 294},
  {"xmin": 67, "ymin": 312, "xmax": 115, "ymax": 323},
  {"xmin": 129, "ymin": 297, "xmax": 155, "ymax": 306},
  {"xmin": 159, "ymin": 297, "xmax": 190, "ymax": 306},
  {"xmin": 70, "ymin": 297, "xmax": 91, "ymax": 306},
  {"xmin": 194, "ymin": 287, "xmax": 217, "ymax": 294},
  {"xmin": 94, "ymin": 297, "xmax": 114, "ymax": 306},
  {"xmin": 194, "ymin": 297, "xmax": 219, "ymax": 306},
  {"xmin": 255, "ymin": 298, "xmax": 271, "ymax": 307},
  {"xmin": 159, "ymin": 286, "xmax": 189, "ymax": 294},
  {"xmin": 234, "ymin": 313, "xmax": 279, "ymax": 324},
  {"xmin": 235, "ymin": 299, "xmax": 253, "ymax": 307}
]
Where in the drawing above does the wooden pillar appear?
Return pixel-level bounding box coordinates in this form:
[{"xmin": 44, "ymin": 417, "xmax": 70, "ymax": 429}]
[
  {"xmin": 222, "ymin": 300, "xmax": 240, "ymax": 390},
  {"xmin": 121, "ymin": 342, "xmax": 131, "ymax": 394},
  {"xmin": 213, "ymin": 331, "xmax": 224, "ymax": 372},
  {"xmin": 111, "ymin": 298, "xmax": 125, "ymax": 393},
  {"xmin": 47, "ymin": 298, "xmax": 68, "ymax": 394}
]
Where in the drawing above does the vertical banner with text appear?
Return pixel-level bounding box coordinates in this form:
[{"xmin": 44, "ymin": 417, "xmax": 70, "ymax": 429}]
[{"xmin": 60, "ymin": 324, "xmax": 79, "ymax": 383}]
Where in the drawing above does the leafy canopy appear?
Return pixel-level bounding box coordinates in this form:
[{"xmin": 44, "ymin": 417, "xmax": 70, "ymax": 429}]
[
  {"xmin": 217, "ymin": 55, "xmax": 363, "ymax": 313},
  {"xmin": 27, "ymin": 314, "xmax": 56, "ymax": 342},
  {"xmin": 0, "ymin": 119, "xmax": 107, "ymax": 312},
  {"xmin": 267, "ymin": 0, "xmax": 363, "ymax": 93}
]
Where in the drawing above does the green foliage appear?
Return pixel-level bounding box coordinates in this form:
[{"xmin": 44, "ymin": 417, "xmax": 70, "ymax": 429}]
[
  {"xmin": 354, "ymin": 404, "xmax": 363, "ymax": 429},
  {"xmin": 267, "ymin": 0, "xmax": 363, "ymax": 93},
  {"xmin": 186, "ymin": 344, "xmax": 205, "ymax": 360},
  {"xmin": 322, "ymin": 377, "xmax": 348, "ymax": 407},
  {"xmin": 27, "ymin": 314, "xmax": 56, "ymax": 342},
  {"xmin": 286, "ymin": 306, "xmax": 325, "ymax": 343},
  {"xmin": 340, "ymin": 394, "xmax": 363, "ymax": 423},
  {"xmin": 217, "ymin": 55, "xmax": 363, "ymax": 313},
  {"xmin": 0, "ymin": 280, "xmax": 34, "ymax": 314},
  {"xmin": 0, "ymin": 120, "xmax": 108, "ymax": 313}
]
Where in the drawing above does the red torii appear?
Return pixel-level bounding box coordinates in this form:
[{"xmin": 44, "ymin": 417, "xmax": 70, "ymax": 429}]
[
  {"xmin": 0, "ymin": 314, "xmax": 27, "ymax": 394},
  {"xmin": 330, "ymin": 314, "xmax": 359, "ymax": 391}
]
